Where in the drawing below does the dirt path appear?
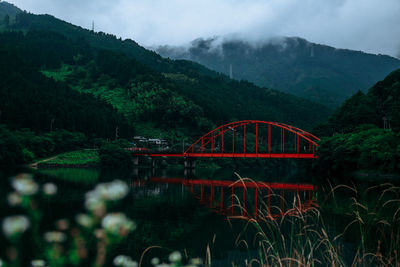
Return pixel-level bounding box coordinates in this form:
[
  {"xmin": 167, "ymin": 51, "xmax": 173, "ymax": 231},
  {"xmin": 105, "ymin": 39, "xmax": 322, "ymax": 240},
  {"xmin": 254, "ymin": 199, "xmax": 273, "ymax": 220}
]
[{"xmin": 28, "ymin": 156, "xmax": 58, "ymax": 169}]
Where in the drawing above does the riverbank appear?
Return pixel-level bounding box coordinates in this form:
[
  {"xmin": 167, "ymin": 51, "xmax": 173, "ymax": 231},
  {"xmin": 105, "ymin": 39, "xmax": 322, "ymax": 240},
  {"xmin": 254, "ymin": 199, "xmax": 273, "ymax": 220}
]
[{"xmin": 32, "ymin": 149, "xmax": 100, "ymax": 168}]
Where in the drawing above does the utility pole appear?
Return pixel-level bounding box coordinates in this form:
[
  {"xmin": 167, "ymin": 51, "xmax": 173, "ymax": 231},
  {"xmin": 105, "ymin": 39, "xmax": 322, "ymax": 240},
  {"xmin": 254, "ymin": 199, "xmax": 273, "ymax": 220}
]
[
  {"xmin": 229, "ymin": 64, "xmax": 233, "ymax": 79},
  {"xmin": 50, "ymin": 118, "xmax": 55, "ymax": 132},
  {"xmin": 115, "ymin": 126, "xmax": 119, "ymax": 140},
  {"xmin": 92, "ymin": 20, "xmax": 94, "ymax": 32}
]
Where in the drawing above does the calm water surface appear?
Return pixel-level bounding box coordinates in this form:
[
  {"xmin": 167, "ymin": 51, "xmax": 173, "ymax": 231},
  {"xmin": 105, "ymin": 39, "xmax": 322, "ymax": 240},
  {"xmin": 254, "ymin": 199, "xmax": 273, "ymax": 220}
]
[{"xmin": 1, "ymin": 165, "xmax": 392, "ymax": 266}]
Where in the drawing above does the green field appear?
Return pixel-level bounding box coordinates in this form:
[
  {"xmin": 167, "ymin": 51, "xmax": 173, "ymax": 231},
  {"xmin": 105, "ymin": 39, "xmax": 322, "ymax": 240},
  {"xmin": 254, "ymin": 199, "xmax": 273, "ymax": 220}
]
[{"xmin": 39, "ymin": 149, "xmax": 99, "ymax": 167}]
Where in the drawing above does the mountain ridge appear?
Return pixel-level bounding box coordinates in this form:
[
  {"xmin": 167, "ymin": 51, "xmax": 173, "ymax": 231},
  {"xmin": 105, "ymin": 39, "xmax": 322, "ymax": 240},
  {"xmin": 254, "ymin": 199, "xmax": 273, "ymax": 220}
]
[{"xmin": 156, "ymin": 36, "xmax": 400, "ymax": 107}]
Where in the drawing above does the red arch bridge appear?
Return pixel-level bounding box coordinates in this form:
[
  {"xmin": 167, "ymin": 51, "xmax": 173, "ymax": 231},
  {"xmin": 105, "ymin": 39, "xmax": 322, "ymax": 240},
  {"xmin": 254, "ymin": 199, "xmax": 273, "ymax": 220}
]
[{"xmin": 130, "ymin": 120, "xmax": 320, "ymax": 167}]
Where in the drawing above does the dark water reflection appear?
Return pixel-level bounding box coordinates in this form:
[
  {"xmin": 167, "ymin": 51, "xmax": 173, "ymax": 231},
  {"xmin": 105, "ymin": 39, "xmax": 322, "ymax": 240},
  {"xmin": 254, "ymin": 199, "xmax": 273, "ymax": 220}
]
[
  {"xmin": 1, "ymin": 166, "xmax": 318, "ymax": 266},
  {"xmin": 42, "ymin": 167, "xmax": 317, "ymax": 264}
]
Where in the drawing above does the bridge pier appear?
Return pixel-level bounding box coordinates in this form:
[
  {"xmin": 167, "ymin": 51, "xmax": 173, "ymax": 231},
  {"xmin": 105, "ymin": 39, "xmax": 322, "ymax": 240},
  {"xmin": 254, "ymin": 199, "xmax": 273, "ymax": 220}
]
[
  {"xmin": 132, "ymin": 167, "xmax": 139, "ymax": 178},
  {"xmin": 184, "ymin": 158, "xmax": 196, "ymax": 169},
  {"xmin": 151, "ymin": 157, "xmax": 156, "ymax": 168},
  {"xmin": 132, "ymin": 156, "xmax": 139, "ymax": 166},
  {"xmin": 184, "ymin": 168, "xmax": 196, "ymax": 178}
]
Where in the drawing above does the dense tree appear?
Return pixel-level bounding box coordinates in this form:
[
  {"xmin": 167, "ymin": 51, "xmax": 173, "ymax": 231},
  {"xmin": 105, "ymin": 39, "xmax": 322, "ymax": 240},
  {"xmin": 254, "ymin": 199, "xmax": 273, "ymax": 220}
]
[
  {"xmin": 315, "ymin": 125, "xmax": 400, "ymax": 175},
  {"xmin": 99, "ymin": 143, "xmax": 132, "ymax": 168},
  {"xmin": 0, "ymin": 48, "xmax": 133, "ymax": 138},
  {"xmin": 315, "ymin": 69, "xmax": 400, "ymax": 175}
]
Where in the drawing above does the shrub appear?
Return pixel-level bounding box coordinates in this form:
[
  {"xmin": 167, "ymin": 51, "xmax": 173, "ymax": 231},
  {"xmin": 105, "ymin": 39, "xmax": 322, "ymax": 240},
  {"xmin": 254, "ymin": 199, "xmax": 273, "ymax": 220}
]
[{"xmin": 99, "ymin": 143, "xmax": 132, "ymax": 168}]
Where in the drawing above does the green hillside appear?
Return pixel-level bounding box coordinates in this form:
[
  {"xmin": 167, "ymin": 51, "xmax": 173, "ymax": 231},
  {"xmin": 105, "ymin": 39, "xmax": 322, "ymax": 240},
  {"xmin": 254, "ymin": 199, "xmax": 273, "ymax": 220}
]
[
  {"xmin": 157, "ymin": 37, "xmax": 400, "ymax": 107},
  {"xmin": 0, "ymin": 3, "xmax": 331, "ymax": 142},
  {"xmin": 0, "ymin": 47, "xmax": 133, "ymax": 137}
]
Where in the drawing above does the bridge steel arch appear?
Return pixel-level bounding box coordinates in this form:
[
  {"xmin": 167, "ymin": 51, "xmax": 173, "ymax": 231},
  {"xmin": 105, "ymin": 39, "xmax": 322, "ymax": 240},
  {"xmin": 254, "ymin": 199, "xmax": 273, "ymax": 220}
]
[{"xmin": 184, "ymin": 120, "xmax": 319, "ymax": 159}]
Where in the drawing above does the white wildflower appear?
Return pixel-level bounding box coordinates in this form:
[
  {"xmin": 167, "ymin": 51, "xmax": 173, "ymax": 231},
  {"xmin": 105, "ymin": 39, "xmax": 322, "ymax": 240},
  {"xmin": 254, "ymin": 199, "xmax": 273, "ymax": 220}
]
[
  {"xmin": 31, "ymin": 259, "xmax": 47, "ymax": 267},
  {"xmin": 43, "ymin": 183, "xmax": 57, "ymax": 196},
  {"xmin": 55, "ymin": 218, "xmax": 69, "ymax": 231},
  {"xmin": 75, "ymin": 213, "xmax": 94, "ymax": 228},
  {"xmin": 190, "ymin": 258, "xmax": 203, "ymax": 265},
  {"xmin": 11, "ymin": 174, "xmax": 38, "ymax": 195},
  {"xmin": 2, "ymin": 215, "xmax": 30, "ymax": 239},
  {"xmin": 169, "ymin": 251, "xmax": 182, "ymax": 263},
  {"xmin": 94, "ymin": 180, "xmax": 129, "ymax": 201},
  {"xmin": 151, "ymin": 257, "xmax": 160, "ymax": 265},
  {"xmin": 102, "ymin": 213, "xmax": 136, "ymax": 236},
  {"xmin": 123, "ymin": 260, "xmax": 138, "ymax": 267},
  {"xmin": 84, "ymin": 191, "xmax": 105, "ymax": 211},
  {"xmin": 114, "ymin": 255, "xmax": 129, "ymax": 266},
  {"xmin": 44, "ymin": 231, "xmax": 67, "ymax": 243},
  {"xmin": 7, "ymin": 192, "xmax": 22, "ymax": 206},
  {"xmin": 84, "ymin": 180, "xmax": 129, "ymax": 215},
  {"xmin": 113, "ymin": 255, "xmax": 136, "ymax": 266}
]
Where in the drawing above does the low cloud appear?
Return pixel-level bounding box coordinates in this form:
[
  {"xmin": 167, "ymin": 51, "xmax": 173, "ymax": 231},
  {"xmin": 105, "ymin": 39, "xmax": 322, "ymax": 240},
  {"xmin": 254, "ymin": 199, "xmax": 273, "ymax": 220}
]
[{"xmin": 8, "ymin": 0, "xmax": 400, "ymax": 57}]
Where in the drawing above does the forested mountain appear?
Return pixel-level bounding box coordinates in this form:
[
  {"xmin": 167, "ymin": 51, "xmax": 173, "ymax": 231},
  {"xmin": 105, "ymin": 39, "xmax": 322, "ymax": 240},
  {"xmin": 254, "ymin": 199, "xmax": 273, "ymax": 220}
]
[
  {"xmin": 0, "ymin": 1, "xmax": 20, "ymax": 20},
  {"xmin": 157, "ymin": 37, "xmax": 400, "ymax": 107},
  {"xmin": 314, "ymin": 68, "xmax": 400, "ymax": 175},
  {"xmin": 315, "ymin": 68, "xmax": 400, "ymax": 135},
  {"xmin": 0, "ymin": 2, "xmax": 331, "ymax": 143},
  {"xmin": 0, "ymin": 47, "xmax": 133, "ymax": 137}
]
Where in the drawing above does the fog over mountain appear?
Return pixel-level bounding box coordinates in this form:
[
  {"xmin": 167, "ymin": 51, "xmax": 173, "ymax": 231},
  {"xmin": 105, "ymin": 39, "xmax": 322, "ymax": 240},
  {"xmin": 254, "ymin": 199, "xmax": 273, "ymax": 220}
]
[
  {"xmin": 6, "ymin": 0, "xmax": 400, "ymax": 57},
  {"xmin": 156, "ymin": 36, "xmax": 400, "ymax": 106}
]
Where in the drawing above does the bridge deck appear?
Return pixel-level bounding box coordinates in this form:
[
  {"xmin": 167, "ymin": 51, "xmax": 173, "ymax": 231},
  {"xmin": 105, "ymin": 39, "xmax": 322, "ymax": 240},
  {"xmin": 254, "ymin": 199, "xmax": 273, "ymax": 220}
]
[{"xmin": 131, "ymin": 152, "xmax": 317, "ymax": 158}]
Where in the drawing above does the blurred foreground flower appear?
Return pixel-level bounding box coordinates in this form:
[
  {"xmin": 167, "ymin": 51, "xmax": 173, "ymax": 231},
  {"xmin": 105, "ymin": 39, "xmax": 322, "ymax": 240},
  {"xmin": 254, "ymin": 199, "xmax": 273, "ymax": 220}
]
[
  {"xmin": 189, "ymin": 258, "xmax": 203, "ymax": 265},
  {"xmin": 7, "ymin": 192, "xmax": 22, "ymax": 206},
  {"xmin": 151, "ymin": 257, "xmax": 160, "ymax": 265},
  {"xmin": 95, "ymin": 180, "xmax": 129, "ymax": 201},
  {"xmin": 44, "ymin": 231, "xmax": 67, "ymax": 243},
  {"xmin": 86, "ymin": 180, "xmax": 129, "ymax": 204},
  {"xmin": 169, "ymin": 251, "xmax": 182, "ymax": 263},
  {"xmin": 75, "ymin": 213, "xmax": 94, "ymax": 228},
  {"xmin": 43, "ymin": 183, "xmax": 57, "ymax": 196},
  {"xmin": 102, "ymin": 213, "xmax": 136, "ymax": 237},
  {"xmin": 85, "ymin": 180, "xmax": 129, "ymax": 218},
  {"xmin": 113, "ymin": 255, "xmax": 138, "ymax": 267},
  {"xmin": 11, "ymin": 174, "xmax": 38, "ymax": 196},
  {"xmin": 2, "ymin": 215, "xmax": 30, "ymax": 239},
  {"xmin": 31, "ymin": 259, "xmax": 47, "ymax": 267},
  {"xmin": 55, "ymin": 219, "xmax": 69, "ymax": 231}
]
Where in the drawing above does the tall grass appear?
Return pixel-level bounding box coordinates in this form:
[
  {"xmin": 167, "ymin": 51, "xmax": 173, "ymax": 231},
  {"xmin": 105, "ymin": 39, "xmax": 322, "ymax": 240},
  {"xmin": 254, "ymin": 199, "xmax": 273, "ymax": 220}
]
[{"xmin": 228, "ymin": 175, "xmax": 400, "ymax": 266}]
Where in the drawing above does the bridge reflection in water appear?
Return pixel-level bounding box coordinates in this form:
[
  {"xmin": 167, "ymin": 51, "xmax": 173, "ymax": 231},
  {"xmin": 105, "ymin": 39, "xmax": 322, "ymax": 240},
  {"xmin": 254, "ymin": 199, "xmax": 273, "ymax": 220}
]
[{"xmin": 140, "ymin": 177, "xmax": 317, "ymax": 220}]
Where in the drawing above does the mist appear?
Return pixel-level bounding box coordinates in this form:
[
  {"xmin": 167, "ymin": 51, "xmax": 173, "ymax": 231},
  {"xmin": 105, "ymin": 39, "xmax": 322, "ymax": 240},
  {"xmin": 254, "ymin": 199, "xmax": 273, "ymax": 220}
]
[{"xmin": 8, "ymin": 0, "xmax": 400, "ymax": 57}]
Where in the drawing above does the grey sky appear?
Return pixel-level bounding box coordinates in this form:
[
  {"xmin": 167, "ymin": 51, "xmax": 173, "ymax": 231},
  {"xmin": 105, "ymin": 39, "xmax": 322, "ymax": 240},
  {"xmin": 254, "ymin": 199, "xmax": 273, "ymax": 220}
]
[{"xmin": 8, "ymin": 0, "xmax": 400, "ymax": 57}]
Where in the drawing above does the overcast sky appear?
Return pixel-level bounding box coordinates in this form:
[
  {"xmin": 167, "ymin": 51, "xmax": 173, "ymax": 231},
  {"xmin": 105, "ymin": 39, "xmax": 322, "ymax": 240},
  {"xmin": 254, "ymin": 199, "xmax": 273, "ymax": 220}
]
[{"xmin": 8, "ymin": 0, "xmax": 400, "ymax": 57}]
